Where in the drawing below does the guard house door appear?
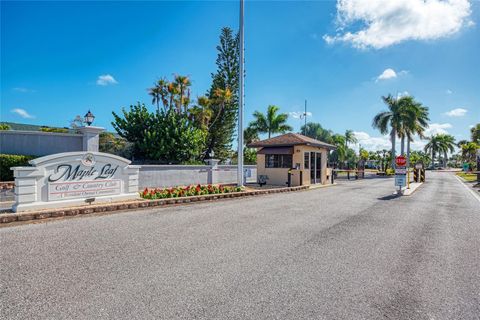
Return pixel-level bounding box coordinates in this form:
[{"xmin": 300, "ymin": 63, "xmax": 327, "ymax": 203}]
[{"xmin": 309, "ymin": 152, "xmax": 322, "ymax": 184}]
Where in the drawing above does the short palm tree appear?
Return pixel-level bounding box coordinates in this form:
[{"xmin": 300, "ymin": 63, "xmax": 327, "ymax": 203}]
[
  {"xmin": 248, "ymin": 105, "xmax": 293, "ymax": 139},
  {"xmin": 437, "ymin": 134, "xmax": 456, "ymax": 168},
  {"xmin": 344, "ymin": 130, "xmax": 357, "ymax": 162},
  {"xmin": 424, "ymin": 135, "xmax": 443, "ymax": 168}
]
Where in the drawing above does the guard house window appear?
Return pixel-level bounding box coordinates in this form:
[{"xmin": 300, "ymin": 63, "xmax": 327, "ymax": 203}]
[
  {"xmin": 304, "ymin": 152, "xmax": 310, "ymax": 169},
  {"xmin": 265, "ymin": 154, "xmax": 292, "ymax": 168}
]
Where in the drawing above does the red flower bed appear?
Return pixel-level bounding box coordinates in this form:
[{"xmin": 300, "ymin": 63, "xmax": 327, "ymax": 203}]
[{"xmin": 141, "ymin": 184, "xmax": 243, "ymax": 200}]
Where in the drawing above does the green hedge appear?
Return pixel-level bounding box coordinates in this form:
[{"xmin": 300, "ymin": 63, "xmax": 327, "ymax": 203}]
[{"xmin": 0, "ymin": 154, "xmax": 35, "ymax": 181}]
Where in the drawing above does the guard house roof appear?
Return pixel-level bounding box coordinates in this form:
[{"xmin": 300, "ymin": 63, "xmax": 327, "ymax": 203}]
[{"xmin": 247, "ymin": 133, "xmax": 337, "ymax": 150}]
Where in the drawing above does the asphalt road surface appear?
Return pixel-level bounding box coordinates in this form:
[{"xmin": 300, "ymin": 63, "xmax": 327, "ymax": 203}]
[{"xmin": 1, "ymin": 172, "xmax": 479, "ymax": 320}]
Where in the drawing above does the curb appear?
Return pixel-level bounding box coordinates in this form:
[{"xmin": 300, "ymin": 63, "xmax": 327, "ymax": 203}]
[{"xmin": 0, "ymin": 185, "xmax": 309, "ymax": 226}]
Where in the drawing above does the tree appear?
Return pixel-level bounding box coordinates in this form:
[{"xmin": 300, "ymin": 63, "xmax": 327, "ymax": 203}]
[
  {"xmin": 372, "ymin": 95, "xmax": 403, "ymax": 168},
  {"xmin": 359, "ymin": 148, "xmax": 369, "ymax": 161},
  {"xmin": 372, "ymin": 94, "xmax": 428, "ymax": 168},
  {"xmin": 203, "ymin": 27, "xmax": 240, "ymax": 161},
  {"xmin": 471, "ymin": 123, "xmax": 480, "ymax": 144},
  {"xmin": 425, "ymin": 134, "xmax": 447, "ymax": 168},
  {"xmin": 345, "ymin": 129, "xmax": 358, "ymax": 151},
  {"xmin": 437, "ymin": 134, "xmax": 456, "ymax": 168},
  {"xmin": 112, "ymin": 102, "xmax": 206, "ymax": 163},
  {"xmin": 399, "ymin": 96, "xmax": 429, "ymax": 168},
  {"xmin": 248, "ymin": 105, "xmax": 293, "ymax": 139},
  {"xmin": 461, "ymin": 142, "xmax": 478, "ymax": 169},
  {"xmin": 301, "ymin": 122, "xmax": 333, "ymax": 143},
  {"xmin": 244, "ymin": 126, "xmax": 259, "ymax": 145},
  {"xmin": 329, "ymin": 134, "xmax": 346, "ymax": 166}
]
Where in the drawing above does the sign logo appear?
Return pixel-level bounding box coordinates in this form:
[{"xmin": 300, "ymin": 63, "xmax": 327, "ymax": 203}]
[{"xmin": 81, "ymin": 153, "xmax": 95, "ymax": 167}]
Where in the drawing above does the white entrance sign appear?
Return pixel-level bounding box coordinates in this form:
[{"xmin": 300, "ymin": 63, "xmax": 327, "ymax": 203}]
[{"xmin": 12, "ymin": 152, "xmax": 140, "ymax": 212}]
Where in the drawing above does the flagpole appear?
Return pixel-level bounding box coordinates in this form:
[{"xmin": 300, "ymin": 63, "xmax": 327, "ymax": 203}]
[{"xmin": 237, "ymin": 0, "xmax": 245, "ymax": 186}]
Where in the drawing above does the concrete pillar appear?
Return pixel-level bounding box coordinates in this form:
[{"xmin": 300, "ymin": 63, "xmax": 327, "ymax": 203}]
[
  {"xmin": 205, "ymin": 159, "xmax": 220, "ymax": 184},
  {"xmin": 78, "ymin": 126, "xmax": 104, "ymax": 152}
]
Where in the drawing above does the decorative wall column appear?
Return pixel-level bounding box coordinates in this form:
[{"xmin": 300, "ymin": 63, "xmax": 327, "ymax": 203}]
[
  {"xmin": 78, "ymin": 126, "xmax": 104, "ymax": 152},
  {"xmin": 205, "ymin": 159, "xmax": 220, "ymax": 184}
]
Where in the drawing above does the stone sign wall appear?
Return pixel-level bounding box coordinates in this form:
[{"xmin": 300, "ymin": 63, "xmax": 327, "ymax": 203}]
[{"xmin": 12, "ymin": 152, "xmax": 140, "ymax": 212}]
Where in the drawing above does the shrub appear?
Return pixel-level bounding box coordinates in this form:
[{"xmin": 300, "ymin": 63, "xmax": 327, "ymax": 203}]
[
  {"xmin": 0, "ymin": 154, "xmax": 35, "ymax": 181},
  {"xmin": 140, "ymin": 184, "xmax": 244, "ymax": 200},
  {"xmin": 386, "ymin": 168, "xmax": 395, "ymax": 175},
  {"xmin": 0, "ymin": 123, "xmax": 11, "ymax": 130},
  {"xmin": 40, "ymin": 127, "xmax": 69, "ymax": 133}
]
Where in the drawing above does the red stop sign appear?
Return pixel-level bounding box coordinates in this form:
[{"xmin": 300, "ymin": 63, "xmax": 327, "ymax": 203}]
[{"xmin": 396, "ymin": 155, "xmax": 407, "ymax": 166}]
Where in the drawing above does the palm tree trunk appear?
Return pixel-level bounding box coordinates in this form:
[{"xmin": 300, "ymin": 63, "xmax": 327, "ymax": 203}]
[
  {"xmin": 444, "ymin": 151, "xmax": 447, "ymax": 168},
  {"xmin": 400, "ymin": 136, "xmax": 405, "ymax": 155},
  {"xmin": 407, "ymin": 139, "xmax": 411, "ymax": 168},
  {"xmin": 391, "ymin": 129, "xmax": 396, "ymax": 168}
]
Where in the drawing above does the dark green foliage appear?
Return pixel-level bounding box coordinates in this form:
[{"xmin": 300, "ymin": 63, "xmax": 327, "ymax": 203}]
[
  {"xmin": 112, "ymin": 103, "xmax": 206, "ymax": 163},
  {"xmin": 0, "ymin": 123, "xmax": 11, "ymax": 130},
  {"xmin": 204, "ymin": 27, "xmax": 240, "ymax": 161},
  {"xmin": 0, "ymin": 154, "xmax": 35, "ymax": 181}
]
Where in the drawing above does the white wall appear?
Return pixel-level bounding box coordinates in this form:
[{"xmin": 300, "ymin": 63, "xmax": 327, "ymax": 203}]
[{"xmin": 138, "ymin": 165, "xmax": 257, "ymax": 189}]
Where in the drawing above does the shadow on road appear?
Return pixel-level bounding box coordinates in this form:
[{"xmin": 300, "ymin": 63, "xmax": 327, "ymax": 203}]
[{"xmin": 378, "ymin": 194, "xmax": 402, "ymax": 201}]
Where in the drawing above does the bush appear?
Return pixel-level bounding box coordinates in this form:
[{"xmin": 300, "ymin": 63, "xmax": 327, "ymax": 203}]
[
  {"xmin": 0, "ymin": 154, "xmax": 35, "ymax": 181},
  {"xmin": 0, "ymin": 123, "xmax": 11, "ymax": 130},
  {"xmin": 140, "ymin": 184, "xmax": 243, "ymax": 200},
  {"xmin": 386, "ymin": 168, "xmax": 395, "ymax": 175},
  {"xmin": 40, "ymin": 127, "xmax": 69, "ymax": 133}
]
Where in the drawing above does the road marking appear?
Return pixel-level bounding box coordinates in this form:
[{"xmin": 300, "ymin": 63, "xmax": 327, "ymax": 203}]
[{"xmin": 454, "ymin": 175, "xmax": 480, "ymax": 203}]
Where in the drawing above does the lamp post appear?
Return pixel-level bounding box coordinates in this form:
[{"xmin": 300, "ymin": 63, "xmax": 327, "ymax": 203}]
[
  {"xmin": 237, "ymin": 0, "xmax": 245, "ymax": 187},
  {"xmin": 84, "ymin": 110, "xmax": 95, "ymax": 126}
]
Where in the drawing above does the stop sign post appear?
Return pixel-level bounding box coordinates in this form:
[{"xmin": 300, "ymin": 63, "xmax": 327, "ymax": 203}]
[{"xmin": 395, "ymin": 155, "xmax": 407, "ymax": 192}]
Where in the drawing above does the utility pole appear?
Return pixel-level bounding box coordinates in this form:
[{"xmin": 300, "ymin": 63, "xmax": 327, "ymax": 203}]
[
  {"xmin": 304, "ymin": 99, "xmax": 307, "ymax": 135},
  {"xmin": 237, "ymin": 0, "xmax": 245, "ymax": 187}
]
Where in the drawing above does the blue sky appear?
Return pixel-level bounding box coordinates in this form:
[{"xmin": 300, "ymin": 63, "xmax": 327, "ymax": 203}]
[{"xmin": 1, "ymin": 0, "xmax": 479, "ymax": 151}]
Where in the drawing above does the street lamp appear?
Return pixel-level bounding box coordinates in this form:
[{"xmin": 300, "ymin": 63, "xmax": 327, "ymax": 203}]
[{"xmin": 84, "ymin": 110, "xmax": 95, "ymax": 126}]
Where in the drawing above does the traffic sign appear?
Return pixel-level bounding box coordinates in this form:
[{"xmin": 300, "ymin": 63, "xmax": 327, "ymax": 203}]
[
  {"xmin": 395, "ymin": 174, "xmax": 406, "ymax": 187},
  {"xmin": 395, "ymin": 168, "xmax": 407, "ymax": 175},
  {"xmin": 396, "ymin": 155, "xmax": 407, "ymax": 167}
]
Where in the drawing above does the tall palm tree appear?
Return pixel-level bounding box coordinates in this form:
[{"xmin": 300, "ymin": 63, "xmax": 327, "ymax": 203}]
[
  {"xmin": 372, "ymin": 95, "xmax": 404, "ymax": 168},
  {"xmin": 331, "ymin": 134, "xmax": 346, "ymax": 166},
  {"xmin": 248, "ymin": 105, "xmax": 293, "ymax": 139},
  {"xmin": 437, "ymin": 134, "xmax": 456, "ymax": 168},
  {"xmin": 401, "ymin": 97, "xmax": 429, "ymax": 168},
  {"xmin": 173, "ymin": 75, "xmax": 191, "ymax": 112}
]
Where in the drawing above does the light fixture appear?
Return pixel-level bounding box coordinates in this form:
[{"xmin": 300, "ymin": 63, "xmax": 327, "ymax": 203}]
[{"xmin": 84, "ymin": 110, "xmax": 95, "ymax": 126}]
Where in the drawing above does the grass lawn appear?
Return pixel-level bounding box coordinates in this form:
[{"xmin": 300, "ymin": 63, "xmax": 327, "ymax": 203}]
[{"xmin": 456, "ymin": 172, "xmax": 478, "ymax": 182}]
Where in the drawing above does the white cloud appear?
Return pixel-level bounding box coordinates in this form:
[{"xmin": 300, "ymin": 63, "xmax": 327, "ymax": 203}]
[
  {"xmin": 289, "ymin": 111, "xmax": 312, "ymax": 119},
  {"xmin": 376, "ymin": 68, "xmax": 397, "ymax": 81},
  {"xmin": 469, "ymin": 124, "xmax": 474, "ymax": 128},
  {"xmin": 446, "ymin": 89, "xmax": 453, "ymax": 94},
  {"xmin": 425, "ymin": 123, "xmax": 452, "ymax": 136},
  {"xmin": 375, "ymin": 68, "xmax": 407, "ymax": 82},
  {"xmin": 444, "ymin": 108, "xmax": 467, "ymax": 117},
  {"xmin": 11, "ymin": 108, "xmax": 35, "ymax": 119},
  {"xmin": 353, "ymin": 131, "xmax": 391, "ymax": 151},
  {"xmin": 324, "ymin": 0, "xmax": 473, "ymax": 49},
  {"xmin": 96, "ymin": 74, "xmax": 118, "ymax": 86}
]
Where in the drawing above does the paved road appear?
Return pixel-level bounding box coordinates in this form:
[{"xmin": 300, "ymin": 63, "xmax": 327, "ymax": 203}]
[{"xmin": 1, "ymin": 172, "xmax": 479, "ymax": 320}]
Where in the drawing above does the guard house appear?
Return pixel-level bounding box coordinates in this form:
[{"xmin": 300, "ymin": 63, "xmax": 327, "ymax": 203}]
[{"xmin": 247, "ymin": 133, "xmax": 336, "ymax": 186}]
